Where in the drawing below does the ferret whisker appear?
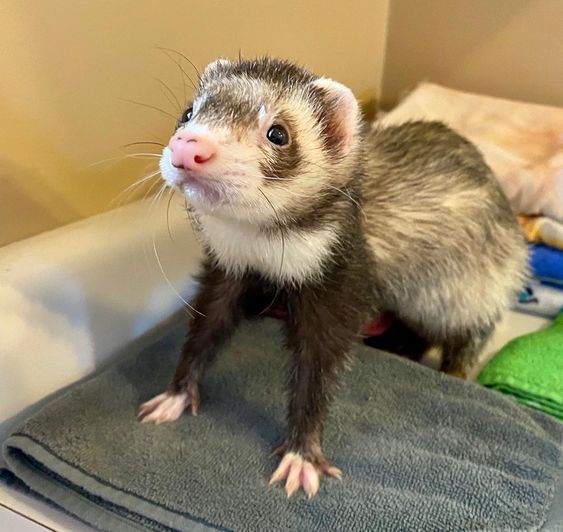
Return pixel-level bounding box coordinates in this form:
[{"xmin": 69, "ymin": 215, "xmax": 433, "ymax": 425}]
[
  {"xmin": 122, "ymin": 141, "xmax": 166, "ymax": 149},
  {"xmin": 259, "ymin": 177, "xmax": 319, "ymax": 199},
  {"xmin": 157, "ymin": 47, "xmax": 197, "ymax": 93},
  {"xmin": 157, "ymin": 46, "xmax": 201, "ymax": 80},
  {"xmin": 149, "ymin": 182, "xmax": 167, "ymax": 214},
  {"xmin": 257, "ymin": 187, "xmax": 285, "ymax": 314},
  {"xmin": 156, "ymin": 82, "xmax": 180, "ymax": 113},
  {"xmin": 147, "ymin": 180, "xmax": 164, "ymax": 199},
  {"xmin": 304, "ymin": 158, "xmax": 367, "ymax": 213},
  {"xmin": 154, "ymin": 77, "xmax": 182, "ymax": 112},
  {"xmin": 109, "ymin": 169, "xmax": 161, "ymax": 209},
  {"xmin": 166, "ymin": 187, "xmax": 176, "ymax": 241},
  {"xmin": 152, "ymin": 234, "xmax": 204, "ymax": 317},
  {"xmin": 324, "ymin": 183, "xmax": 368, "ymax": 221},
  {"xmin": 141, "ymin": 180, "xmax": 165, "ymax": 216},
  {"xmin": 124, "ymin": 170, "xmax": 161, "ymax": 193},
  {"xmin": 124, "ymin": 152, "xmax": 161, "ymax": 158},
  {"xmin": 138, "ymin": 182, "xmax": 168, "ymax": 270},
  {"xmin": 150, "ymin": 187, "xmax": 204, "ymax": 318},
  {"xmin": 260, "ymin": 176, "xmax": 347, "ymax": 204},
  {"xmin": 88, "ymin": 153, "xmax": 161, "ymax": 168},
  {"xmin": 119, "ymin": 97, "xmax": 179, "ymax": 121}
]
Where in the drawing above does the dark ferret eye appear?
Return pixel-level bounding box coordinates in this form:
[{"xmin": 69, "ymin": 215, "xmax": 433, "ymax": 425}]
[
  {"xmin": 266, "ymin": 125, "xmax": 289, "ymax": 146},
  {"xmin": 181, "ymin": 107, "xmax": 193, "ymax": 123}
]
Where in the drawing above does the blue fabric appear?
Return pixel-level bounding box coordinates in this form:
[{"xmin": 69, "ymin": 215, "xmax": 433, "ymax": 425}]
[{"xmin": 529, "ymin": 244, "xmax": 563, "ymax": 288}]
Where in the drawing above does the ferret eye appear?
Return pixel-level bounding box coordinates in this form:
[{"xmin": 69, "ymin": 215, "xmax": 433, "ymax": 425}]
[
  {"xmin": 267, "ymin": 125, "xmax": 289, "ymax": 146},
  {"xmin": 182, "ymin": 107, "xmax": 193, "ymax": 123}
]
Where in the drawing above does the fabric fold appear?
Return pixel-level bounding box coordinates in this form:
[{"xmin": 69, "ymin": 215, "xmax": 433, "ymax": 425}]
[
  {"xmin": 2, "ymin": 318, "xmax": 562, "ymax": 531},
  {"xmin": 518, "ymin": 215, "xmax": 563, "ymax": 251},
  {"xmin": 478, "ymin": 313, "xmax": 563, "ymax": 421}
]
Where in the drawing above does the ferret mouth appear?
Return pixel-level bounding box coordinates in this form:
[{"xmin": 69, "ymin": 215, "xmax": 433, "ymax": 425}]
[{"xmin": 176, "ymin": 171, "xmax": 232, "ymax": 205}]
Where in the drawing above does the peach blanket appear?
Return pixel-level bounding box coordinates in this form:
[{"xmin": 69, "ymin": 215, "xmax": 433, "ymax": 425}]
[{"xmin": 378, "ymin": 84, "xmax": 563, "ymax": 247}]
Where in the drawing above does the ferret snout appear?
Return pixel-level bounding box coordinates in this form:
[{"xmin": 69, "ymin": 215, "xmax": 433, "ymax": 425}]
[{"xmin": 168, "ymin": 132, "xmax": 216, "ymax": 171}]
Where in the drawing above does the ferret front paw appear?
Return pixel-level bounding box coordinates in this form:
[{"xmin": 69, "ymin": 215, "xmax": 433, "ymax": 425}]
[
  {"xmin": 269, "ymin": 446, "xmax": 342, "ymax": 498},
  {"xmin": 138, "ymin": 383, "xmax": 200, "ymax": 424}
]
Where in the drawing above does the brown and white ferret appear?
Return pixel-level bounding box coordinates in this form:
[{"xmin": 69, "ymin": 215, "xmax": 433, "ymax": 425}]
[{"xmin": 138, "ymin": 57, "xmax": 528, "ymax": 498}]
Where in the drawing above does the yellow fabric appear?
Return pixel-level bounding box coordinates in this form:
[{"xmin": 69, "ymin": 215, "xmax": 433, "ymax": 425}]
[{"xmin": 518, "ymin": 215, "xmax": 563, "ymax": 250}]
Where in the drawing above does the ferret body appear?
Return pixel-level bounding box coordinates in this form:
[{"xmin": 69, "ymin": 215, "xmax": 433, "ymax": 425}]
[{"xmin": 139, "ymin": 58, "xmax": 527, "ymax": 497}]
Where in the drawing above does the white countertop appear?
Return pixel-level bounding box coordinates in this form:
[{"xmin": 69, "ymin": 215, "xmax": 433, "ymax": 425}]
[{"xmin": 0, "ymin": 196, "xmax": 549, "ymax": 530}]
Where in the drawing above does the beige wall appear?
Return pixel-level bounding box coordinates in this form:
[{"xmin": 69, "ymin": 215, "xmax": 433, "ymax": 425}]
[
  {"xmin": 0, "ymin": 0, "xmax": 389, "ymax": 246},
  {"xmin": 5, "ymin": 0, "xmax": 562, "ymax": 247},
  {"xmin": 382, "ymin": 0, "xmax": 563, "ymax": 109}
]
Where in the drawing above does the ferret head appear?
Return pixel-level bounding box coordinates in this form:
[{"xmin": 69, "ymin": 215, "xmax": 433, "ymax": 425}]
[{"xmin": 160, "ymin": 57, "xmax": 361, "ymax": 225}]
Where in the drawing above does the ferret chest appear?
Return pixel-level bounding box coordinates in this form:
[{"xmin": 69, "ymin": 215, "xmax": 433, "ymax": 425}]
[{"xmin": 197, "ymin": 214, "xmax": 338, "ymax": 284}]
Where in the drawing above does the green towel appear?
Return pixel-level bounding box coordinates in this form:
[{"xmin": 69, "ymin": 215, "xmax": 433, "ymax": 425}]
[{"xmin": 478, "ymin": 312, "xmax": 563, "ymax": 420}]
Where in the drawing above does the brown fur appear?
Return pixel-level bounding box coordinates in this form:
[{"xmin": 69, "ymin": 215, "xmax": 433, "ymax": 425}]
[{"xmin": 147, "ymin": 57, "xmax": 528, "ymax": 480}]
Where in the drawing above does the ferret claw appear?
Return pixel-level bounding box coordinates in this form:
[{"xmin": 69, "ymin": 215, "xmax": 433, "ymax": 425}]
[
  {"xmin": 269, "ymin": 451, "xmax": 342, "ymax": 498},
  {"xmin": 138, "ymin": 386, "xmax": 200, "ymax": 424}
]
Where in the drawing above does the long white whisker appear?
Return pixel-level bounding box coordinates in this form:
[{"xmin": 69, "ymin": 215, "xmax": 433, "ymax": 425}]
[
  {"xmin": 152, "ymin": 232, "xmax": 204, "ymax": 317},
  {"xmin": 260, "ymin": 178, "xmax": 319, "ymax": 199},
  {"xmin": 324, "ymin": 183, "xmax": 367, "ymax": 220},
  {"xmin": 145, "ymin": 183, "xmax": 204, "ymax": 317},
  {"xmin": 120, "ymin": 170, "xmax": 161, "ymax": 196},
  {"xmin": 149, "ymin": 182, "xmax": 167, "ymax": 213},
  {"xmin": 143, "ymin": 178, "xmax": 164, "ymax": 205},
  {"xmin": 260, "ymin": 176, "xmax": 367, "ymax": 220},
  {"xmin": 107, "ymin": 169, "xmax": 161, "ymax": 213},
  {"xmin": 88, "ymin": 153, "xmax": 161, "ymax": 168},
  {"xmin": 257, "ymin": 187, "xmax": 284, "ymax": 314},
  {"xmin": 166, "ymin": 187, "xmax": 176, "ymax": 241}
]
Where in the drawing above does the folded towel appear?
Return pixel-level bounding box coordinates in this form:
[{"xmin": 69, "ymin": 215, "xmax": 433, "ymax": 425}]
[
  {"xmin": 478, "ymin": 313, "xmax": 563, "ymax": 420},
  {"xmin": 530, "ymin": 244, "xmax": 563, "ymax": 287},
  {"xmin": 518, "ymin": 215, "xmax": 563, "ymax": 250},
  {"xmin": 514, "ymin": 282, "xmax": 563, "ymax": 318},
  {"xmin": 2, "ymin": 318, "xmax": 563, "ymax": 531},
  {"xmin": 378, "ymin": 83, "xmax": 563, "ymax": 222}
]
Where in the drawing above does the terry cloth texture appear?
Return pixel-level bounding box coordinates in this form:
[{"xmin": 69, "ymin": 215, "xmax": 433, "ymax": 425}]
[
  {"xmin": 478, "ymin": 313, "xmax": 563, "ymax": 421},
  {"xmin": 2, "ymin": 318, "xmax": 563, "ymax": 532}
]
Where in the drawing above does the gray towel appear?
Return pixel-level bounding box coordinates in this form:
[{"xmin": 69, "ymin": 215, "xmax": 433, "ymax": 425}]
[{"xmin": 2, "ymin": 317, "xmax": 562, "ymax": 531}]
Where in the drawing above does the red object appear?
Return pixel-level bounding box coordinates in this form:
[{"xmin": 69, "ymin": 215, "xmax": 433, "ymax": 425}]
[
  {"xmin": 362, "ymin": 312, "xmax": 394, "ymax": 336},
  {"xmin": 264, "ymin": 307, "xmax": 288, "ymax": 320}
]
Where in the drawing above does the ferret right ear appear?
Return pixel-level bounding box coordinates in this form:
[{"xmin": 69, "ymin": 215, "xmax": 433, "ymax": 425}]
[
  {"xmin": 203, "ymin": 58, "xmax": 232, "ymax": 78},
  {"xmin": 208, "ymin": 58, "xmax": 231, "ymax": 69},
  {"xmin": 311, "ymin": 78, "xmax": 359, "ymax": 157}
]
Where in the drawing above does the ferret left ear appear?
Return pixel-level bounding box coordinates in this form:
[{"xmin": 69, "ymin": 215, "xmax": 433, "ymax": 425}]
[{"xmin": 311, "ymin": 78, "xmax": 359, "ymax": 157}]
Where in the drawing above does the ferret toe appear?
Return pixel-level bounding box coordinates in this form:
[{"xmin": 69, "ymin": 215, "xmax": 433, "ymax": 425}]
[
  {"xmin": 138, "ymin": 391, "xmax": 191, "ymax": 424},
  {"xmin": 270, "ymin": 451, "xmax": 340, "ymax": 498}
]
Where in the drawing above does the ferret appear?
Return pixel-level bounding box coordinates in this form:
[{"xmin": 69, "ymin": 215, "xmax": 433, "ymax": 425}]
[{"xmin": 138, "ymin": 57, "xmax": 528, "ymax": 498}]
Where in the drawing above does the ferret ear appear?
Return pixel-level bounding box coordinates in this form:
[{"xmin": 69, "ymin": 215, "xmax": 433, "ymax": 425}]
[
  {"xmin": 203, "ymin": 58, "xmax": 232, "ymax": 77},
  {"xmin": 311, "ymin": 77, "xmax": 359, "ymax": 157},
  {"xmin": 209, "ymin": 58, "xmax": 231, "ymax": 69}
]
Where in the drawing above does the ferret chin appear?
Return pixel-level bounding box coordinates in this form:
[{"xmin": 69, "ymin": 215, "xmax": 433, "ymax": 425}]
[{"xmin": 140, "ymin": 56, "xmax": 528, "ymax": 498}]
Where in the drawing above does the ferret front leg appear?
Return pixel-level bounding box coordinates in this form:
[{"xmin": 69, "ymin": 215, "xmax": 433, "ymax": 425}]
[
  {"xmin": 139, "ymin": 263, "xmax": 245, "ymax": 424},
  {"xmin": 270, "ymin": 291, "xmax": 363, "ymax": 498}
]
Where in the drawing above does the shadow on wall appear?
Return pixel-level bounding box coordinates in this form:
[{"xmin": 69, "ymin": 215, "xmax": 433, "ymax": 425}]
[
  {"xmin": 0, "ymin": 0, "xmax": 388, "ymax": 247},
  {"xmin": 382, "ymin": 0, "xmax": 562, "ymax": 108},
  {"xmin": 0, "ymin": 162, "xmax": 74, "ymax": 246}
]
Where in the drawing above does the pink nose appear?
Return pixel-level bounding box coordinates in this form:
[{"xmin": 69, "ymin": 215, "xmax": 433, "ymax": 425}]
[{"xmin": 168, "ymin": 132, "xmax": 216, "ymax": 171}]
